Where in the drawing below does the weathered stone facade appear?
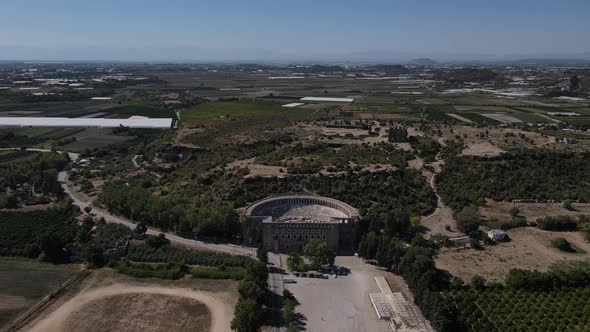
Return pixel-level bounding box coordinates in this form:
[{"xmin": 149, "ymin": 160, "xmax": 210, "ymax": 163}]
[
  {"xmin": 388, "ymin": 126, "xmax": 409, "ymax": 143},
  {"xmin": 243, "ymin": 194, "xmax": 360, "ymax": 254}
]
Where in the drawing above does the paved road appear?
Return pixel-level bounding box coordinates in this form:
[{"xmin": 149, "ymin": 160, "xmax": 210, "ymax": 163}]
[
  {"xmin": 58, "ymin": 171, "xmax": 256, "ymax": 257},
  {"xmin": 269, "ymin": 272, "xmax": 285, "ymax": 332}
]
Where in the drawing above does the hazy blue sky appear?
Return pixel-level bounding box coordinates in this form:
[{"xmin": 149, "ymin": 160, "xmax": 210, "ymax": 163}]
[{"xmin": 1, "ymin": 0, "xmax": 589, "ymax": 61}]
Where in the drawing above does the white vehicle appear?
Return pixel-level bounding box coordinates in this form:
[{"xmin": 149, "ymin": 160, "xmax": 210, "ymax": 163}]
[{"xmin": 283, "ymin": 277, "xmax": 297, "ymax": 284}]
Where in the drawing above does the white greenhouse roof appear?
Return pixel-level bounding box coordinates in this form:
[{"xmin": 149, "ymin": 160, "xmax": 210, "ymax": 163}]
[
  {"xmin": 281, "ymin": 102, "xmax": 305, "ymax": 108},
  {"xmin": 300, "ymin": 97, "xmax": 354, "ymax": 103},
  {"xmin": 0, "ymin": 117, "xmax": 173, "ymax": 129}
]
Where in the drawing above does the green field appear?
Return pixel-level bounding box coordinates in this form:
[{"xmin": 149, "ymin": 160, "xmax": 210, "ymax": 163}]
[
  {"xmin": 181, "ymin": 101, "xmax": 314, "ymax": 120},
  {"xmin": 0, "ymin": 150, "xmax": 40, "ymax": 164}
]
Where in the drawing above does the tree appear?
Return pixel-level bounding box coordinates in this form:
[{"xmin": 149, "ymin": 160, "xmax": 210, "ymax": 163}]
[
  {"xmin": 244, "ymin": 261, "xmax": 268, "ymax": 289},
  {"xmin": 134, "ymin": 222, "xmax": 148, "ymax": 235},
  {"xmin": 471, "ymin": 275, "xmax": 486, "ymax": 290},
  {"xmin": 580, "ymin": 223, "xmax": 590, "ymax": 242},
  {"xmin": 238, "ymin": 280, "xmax": 266, "ymax": 304},
  {"xmin": 509, "ymin": 206, "xmax": 520, "ymax": 218},
  {"xmin": 231, "ymin": 298, "xmax": 265, "ymax": 332},
  {"xmin": 38, "ymin": 234, "xmax": 68, "ymax": 263},
  {"xmin": 287, "ymin": 253, "xmax": 305, "ymax": 272},
  {"xmin": 303, "ymin": 240, "xmax": 335, "ymax": 270},
  {"xmin": 83, "ymin": 206, "xmax": 92, "ymax": 214},
  {"xmin": 256, "ymin": 245, "xmax": 268, "ymax": 264},
  {"xmin": 457, "ymin": 205, "xmax": 480, "ymax": 235},
  {"xmin": 81, "ymin": 244, "xmax": 105, "ymax": 268},
  {"xmin": 563, "ymin": 200, "xmax": 574, "ymax": 211},
  {"xmin": 79, "ymin": 178, "xmax": 94, "ymax": 191},
  {"xmin": 283, "ymin": 298, "xmax": 295, "ymax": 325},
  {"xmin": 146, "ymin": 233, "xmax": 170, "ymax": 248},
  {"xmin": 550, "ymin": 237, "xmax": 575, "ymax": 252}
]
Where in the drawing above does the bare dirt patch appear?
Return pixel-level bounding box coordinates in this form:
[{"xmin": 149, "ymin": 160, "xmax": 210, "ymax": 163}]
[
  {"xmin": 447, "ymin": 113, "xmax": 473, "ymax": 123},
  {"xmin": 226, "ymin": 157, "xmax": 286, "ymax": 177},
  {"xmin": 21, "ymin": 269, "xmax": 238, "ymax": 332},
  {"xmin": 461, "ymin": 142, "xmax": 506, "ymax": 157},
  {"xmin": 435, "ymin": 227, "xmax": 590, "ymax": 282},
  {"xmin": 61, "ymin": 292, "xmax": 210, "ymax": 332},
  {"xmin": 28, "ymin": 284, "xmax": 227, "ymax": 332}
]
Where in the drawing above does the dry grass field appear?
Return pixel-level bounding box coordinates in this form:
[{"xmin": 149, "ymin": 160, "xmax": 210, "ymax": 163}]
[
  {"xmin": 480, "ymin": 200, "xmax": 590, "ymax": 221},
  {"xmin": 435, "ymin": 227, "xmax": 590, "ymax": 282},
  {"xmin": 438, "ymin": 125, "xmax": 556, "ymax": 153}
]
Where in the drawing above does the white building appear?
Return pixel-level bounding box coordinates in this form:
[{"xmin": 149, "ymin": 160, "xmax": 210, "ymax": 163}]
[{"xmin": 487, "ymin": 229, "xmax": 507, "ymax": 241}]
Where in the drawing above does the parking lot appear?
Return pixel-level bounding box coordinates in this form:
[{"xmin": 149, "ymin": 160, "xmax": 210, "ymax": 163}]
[{"xmin": 283, "ymin": 256, "xmax": 392, "ymax": 332}]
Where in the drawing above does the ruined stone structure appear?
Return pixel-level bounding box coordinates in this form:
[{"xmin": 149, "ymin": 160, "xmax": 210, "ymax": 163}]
[
  {"xmin": 388, "ymin": 126, "xmax": 409, "ymax": 143},
  {"xmin": 242, "ymin": 193, "xmax": 360, "ymax": 254}
]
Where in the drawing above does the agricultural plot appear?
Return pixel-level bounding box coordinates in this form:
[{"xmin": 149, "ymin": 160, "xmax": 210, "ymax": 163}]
[
  {"xmin": 0, "ymin": 258, "xmax": 79, "ymax": 329},
  {"xmin": 508, "ymin": 112, "xmax": 550, "ymax": 123},
  {"xmin": 454, "ymin": 106, "xmax": 513, "ymax": 112},
  {"xmin": 446, "ymin": 113, "xmax": 474, "ymax": 123},
  {"xmin": 482, "ymin": 113, "xmax": 523, "ymax": 124},
  {"xmin": 456, "ymin": 112, "xmax": 501, "ymax": 124},
  {"xmin": 101, "ymin": 105, "xmax": 176, "ymax": 119},
  {"xmin": 59, "ymin": 128, "xmax": 134, "ymax": 151},
  {"xmin": 0, "ymin": 150, "xmax": 40, "ymax": 164},
  {"xmin": 181, "ymin": 100, "xmax": 315, "ymax": 120},
  {"xmin": 445, "ymin": 286, "xmax": 590, "ymax": 331}
]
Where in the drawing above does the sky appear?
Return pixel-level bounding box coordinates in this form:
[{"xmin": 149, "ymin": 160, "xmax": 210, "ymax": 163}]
[{"xmin": 1, "ymin": 0, "xmax": 589, "ymax": 62}]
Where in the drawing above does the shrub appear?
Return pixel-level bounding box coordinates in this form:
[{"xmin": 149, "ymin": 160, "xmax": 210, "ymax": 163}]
[
  {"xmin": 536, "ymin": 216, "xmax": 578, "ymax": 231},
  {"xmin": 550, "ymin": 237, "xmax": 575, "ymax": 252},
  {"xmin": 189, "ymin": 266, "xmax": 245, "ymax": 280},
  {"xmin": 116, "ymin": 261, "xmax": 186, "ymax": 279}
]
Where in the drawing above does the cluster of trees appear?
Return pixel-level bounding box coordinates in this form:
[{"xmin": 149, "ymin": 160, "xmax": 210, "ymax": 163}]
[
  {"xmin": 231, "ymin": 169, "xmax": 436, "ymax": 219},
  {"xmin": 1, "ymin": 202, "xmax": 131, "ymax": 266},
  {"xmin": 0, "ymin": 131, "xmax": 45, "ymax": 148},
  {"xmin": 0, "ymin": 150, "xmax": 70, "ymax": 208},
  {"xmin": 303, "ymin": 240, "xmax": 335, "ymax": 270},
  {"xmin": 286, "ymin": 240, "xmax": 336, "ymax": 271},
  {"xmin": 116, "ymin": 261, "xmax": 186, "ymax": 279},
  {"xmin": 231, "ymin": 261, "xmax": 269, "ymax": 332},
  {"xmin": 536, "ymin": 215, "xmax": 586, "ymax": 232},
  {"xmin": 437, "ymin": 151, "xmax": 590, "ymax": 211},
  {"xmin": 409, "ymin": 136, "xmax": 441, "ymax": 162},
  {"xmin": 0, "ymin": 205, "xmax": 78, "ymax": 261},
  {"xmin": 505, "ymin": 263, "xmax": 590, "ymax": 290},
  {"xmin": 189, "ymin": 266, "xmax": 245, "ymax": 280},
  {"xmin": 98, "ymin": 179, "xmax": 240, "ymax": 239},
  {"xmin": 256, "ymin": 142, "xmax": 410, "ymax": 171}
]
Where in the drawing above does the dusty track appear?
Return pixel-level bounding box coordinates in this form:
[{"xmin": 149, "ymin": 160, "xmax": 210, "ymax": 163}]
[{"xmin": 27, "ymin": 285, "xmax": 232, "ymax": 332}]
